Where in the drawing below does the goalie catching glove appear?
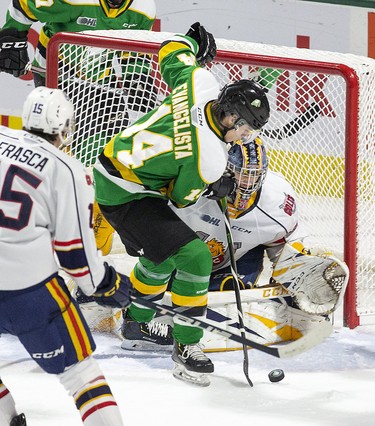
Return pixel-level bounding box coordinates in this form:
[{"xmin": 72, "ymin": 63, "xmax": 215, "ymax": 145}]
[
  {"xmin": 202, "ymin": 170, "xmax": 236, "ymax": 200},
  {"xmin": 272, "ymin": 242, "xmax": 349, "ymax": 315},
  {"xmin": 0, "ymin": 28, "xmax": 29, "ymax": 77},
  {"xmin": 92, "ymin": 262, "xmax": 133, "ymax": 309},
  {"xmin": 186, "ymin": 22, "xmax": 217, "ymax": 66}
]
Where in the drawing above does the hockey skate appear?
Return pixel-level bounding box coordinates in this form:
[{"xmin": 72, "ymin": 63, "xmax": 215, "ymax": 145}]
[
  {"xmin": 172, "ymin": 341, "xmax": 214, "ymax": 387},
  {"xmin": 10, "ymin": 413, "xmax": 27, "ymax": 426},
  {"xmin": 121, "ymin": 311, "xmax": 173, "ymax": 352}
]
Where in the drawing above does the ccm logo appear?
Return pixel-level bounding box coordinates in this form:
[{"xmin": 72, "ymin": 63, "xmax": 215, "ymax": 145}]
[
  {"xmin": 1, "ymin": 41, "xmax": 28, "ymax": 49},
  {"xmin": 31, "ymin": 345, "xmax": 64, "ymax": 359},
  {"xmin": 262, "ymin": 286, "xmax": 288, "ymax": 298}
]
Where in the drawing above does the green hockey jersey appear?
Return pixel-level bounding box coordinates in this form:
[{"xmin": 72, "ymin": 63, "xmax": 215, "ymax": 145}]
[
  {"xmin": 3, "ymin": 0, "xmax": 155, "ymax": 69},
  {"xmin": 93, "ymin": 34, "xmax": 229, "ymax": 208}
]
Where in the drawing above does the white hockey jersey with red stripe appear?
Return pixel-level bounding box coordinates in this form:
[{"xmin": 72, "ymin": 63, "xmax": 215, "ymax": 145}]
[
  {"xmin": 0, "ymin": 126, "xmax": 105, "ymax": 292},
  {"xmin": 172, "ymin": 170, "xmax": 306, "ymax": 271}
]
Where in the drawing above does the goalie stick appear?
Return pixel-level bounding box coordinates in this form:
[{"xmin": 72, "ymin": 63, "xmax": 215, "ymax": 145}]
[
  {"xmin": 263, "ymin": 102, "xmax": 321, "ymax": 140},
  {"xmin": 217, "ymin": 197, "xmax": 253, "ymax": 387},
  {"xmin": 130, "ymin": 295, "xmax": 333, "ymax": 358}
]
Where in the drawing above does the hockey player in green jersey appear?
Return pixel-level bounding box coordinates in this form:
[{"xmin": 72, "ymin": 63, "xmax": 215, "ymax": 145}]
[
  {"xmin": 0, "ymin": 0, "xmax": 156, "ymax": 85},
  {"xmin": 0, "ymin": 0, "xmax": 157, "ymax": 170},
  {"xmin": 93, "ymin": 22, "xmax": 270, "ymax": 386}
]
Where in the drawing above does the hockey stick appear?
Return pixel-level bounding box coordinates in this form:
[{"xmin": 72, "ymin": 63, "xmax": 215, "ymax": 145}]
[
  {"xmin": 263, "ymin": 102, "xmax": 321, "ymax": 140},
  {"xmin": 130, "ymin": 295, "xmax": 333, "ymax": 358},
  {"xmin": 27, "ymin": 63, "xmax": 128, "ymax": 97},
  {"xmin": 217, "ymin": 197, "xmax": 253, "ymax": 386}
]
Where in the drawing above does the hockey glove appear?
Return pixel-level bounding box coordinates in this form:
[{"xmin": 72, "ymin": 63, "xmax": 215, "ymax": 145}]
[
  {"xmin": 202, "ymin": 170, "xmax": 236, "ymax": 200},
  {"xmin": 186, "ymin": 22, "xmax": 217, "ymax": 66},
  {"xmin": 0, "ymin": 28, "xmax": 29, "ymax": 77},
  {"xmin": 92, "ymin": 263, "xmax": 133, "ymax": 309}
]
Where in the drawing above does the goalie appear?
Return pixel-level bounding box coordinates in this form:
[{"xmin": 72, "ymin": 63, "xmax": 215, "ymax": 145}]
[{"xmin": 118, "ymin": 136, "xmax": 348, "ymax": 353}]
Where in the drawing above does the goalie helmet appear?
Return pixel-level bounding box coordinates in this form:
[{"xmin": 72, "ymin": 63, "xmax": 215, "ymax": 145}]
[
  {"xmin": 217, "ymin": 79, "xmax": 270, "ymax": 131},
  {"xmin": 227, "ymin": 139, "xmax": 268, "ymax": 210},
  {"xmin": 22, "ymin": 87, "xmax": 75, "ymax": 146}
]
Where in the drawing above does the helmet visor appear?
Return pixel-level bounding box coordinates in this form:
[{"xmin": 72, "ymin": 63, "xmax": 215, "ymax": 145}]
[{"xmin": 234, "ymin": 118, "xmax": 260, "ymax": 143}]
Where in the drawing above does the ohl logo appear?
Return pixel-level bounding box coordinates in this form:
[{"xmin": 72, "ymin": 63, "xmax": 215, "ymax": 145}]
[
  {"xmin": 201, "ymin": 214, "xmax": 220, "ymax": 226},
  {"xmin": 77, "ymin": 17, "xmax": 97, "ymax": 27}
]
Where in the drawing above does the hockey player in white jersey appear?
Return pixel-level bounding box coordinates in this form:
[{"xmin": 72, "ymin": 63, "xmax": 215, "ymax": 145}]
[
  {"xmin": 0, "ymin": 87, "xmax": 132, "ymax": 426},
  {"xmin": 173, "ymin": 138, "xmax": 304, "ymax": 291},
  {"xmin": 119, "ymin": 137, "xmax": 302, "ymax": 343}
]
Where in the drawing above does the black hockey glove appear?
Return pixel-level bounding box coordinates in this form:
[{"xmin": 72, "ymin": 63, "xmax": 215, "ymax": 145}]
[
  {"xmin": 202, "ymin": 170, "xmax": 236, "ymax": 200},
  {"xmin": 92, "ymin": 263, "xmax": 133, "ymax": 309},
  {"xmin": 186, "ymin": 22, "xmax": 217, "ymax": 66},
  {"xmin": 0, "ymin": 28, "xmax": 29, "ymax": 77}
]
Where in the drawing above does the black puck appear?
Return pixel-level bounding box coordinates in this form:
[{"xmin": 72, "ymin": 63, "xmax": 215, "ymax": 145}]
[{"xmin": 268, "ymin": 369, "xmax": 285, "ymax": 382}]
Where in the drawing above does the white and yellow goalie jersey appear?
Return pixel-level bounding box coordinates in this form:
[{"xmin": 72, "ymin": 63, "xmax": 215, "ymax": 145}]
[
  {"xmin": 171, "ymin": 169, "xmax": 307, "ymax": 270},
  {"xmin": 0, "ymin": 126, "xmax": 105, "ymax": 293}
]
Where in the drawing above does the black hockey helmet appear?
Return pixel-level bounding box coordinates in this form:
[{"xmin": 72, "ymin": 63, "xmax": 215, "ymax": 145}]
[{"xmin": 217, "ymin": 79, "xmax": 270, "ymax": 130}]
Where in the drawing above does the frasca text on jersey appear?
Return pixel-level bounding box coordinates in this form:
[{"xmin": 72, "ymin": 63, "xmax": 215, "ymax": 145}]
[
  {"xmin": 0, "ymin": 141, "xmax": 49, "ymax": 172},
  {"xmin": 171, "ymin": 83, "xmax": 193, "ymax": 160}
]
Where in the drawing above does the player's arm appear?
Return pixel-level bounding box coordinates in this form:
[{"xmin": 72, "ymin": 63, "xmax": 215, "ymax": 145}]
[
  {"xmin": 52, "ymin": 162, "xmax": 131, "ymax": 308},
  {"xmin": 168, "ymin": 169, "xmax": 235, "ymax": 208},
  {"xmin": 0, "ymin": 0, "xmax": 62, "ymax": 77},
  {"xmin": 158, "ymin": 22, "xmax": 216, "ymax": 90}
]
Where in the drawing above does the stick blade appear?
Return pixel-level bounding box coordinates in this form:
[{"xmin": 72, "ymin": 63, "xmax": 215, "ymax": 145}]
[{"xmin": 277, "ymin": 320, "xmax": 333, "ymax": 358}]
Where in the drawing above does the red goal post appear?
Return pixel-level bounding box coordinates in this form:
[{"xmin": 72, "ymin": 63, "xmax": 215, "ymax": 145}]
[{"xmin": 45, "ymin": 30, "xmax": 375, "ymax": 329}]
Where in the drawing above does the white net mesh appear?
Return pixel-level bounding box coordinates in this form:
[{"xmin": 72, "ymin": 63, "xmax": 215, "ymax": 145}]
[{"xmin": 46, "ymin": 30, "xmax": 375, "ymax": 326}]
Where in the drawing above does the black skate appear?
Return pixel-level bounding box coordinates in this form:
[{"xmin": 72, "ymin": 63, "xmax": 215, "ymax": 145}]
[
  {"xmin": 121, "ymin": 311, "xmax": 173, "ymax": 352},
  {"xmin": 172, "ymin": 341, "xmax": 214, "ymax": 387},
  {"xmin": 10, "ymin": 413, "xmax": 27, "ymax": 426}
]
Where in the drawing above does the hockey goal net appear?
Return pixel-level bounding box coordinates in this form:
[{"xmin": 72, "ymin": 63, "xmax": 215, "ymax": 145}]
[{"xmin": 45, "ymin": 30, "xmax": 375, "ymax": 329}]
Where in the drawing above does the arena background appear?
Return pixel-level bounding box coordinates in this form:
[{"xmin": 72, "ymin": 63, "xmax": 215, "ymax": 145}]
[{"xmin": 0, "ymin": 0, "xmax": 374, "ymax": 125}]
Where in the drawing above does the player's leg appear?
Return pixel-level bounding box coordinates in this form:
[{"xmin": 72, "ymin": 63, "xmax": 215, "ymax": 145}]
[
  {"xmin": 126, "ymin": 238, "xmax": 214, "ymax": 385},
  {"xmin": 168, "ymin": 238, "xmax": 214, "ymax": 386},
  {"xmin": 121, "ymin": 256, "xmax": 175, "ymax": 351},
  {"xmin": 0, "ymin": 275, "xmax": 123, "ymax": 425},
  {"xmin": 99, "ymin": 198, "xmax": 197, "ymax": 351},
  {"xmin": 100, "ymin": 198, "xmax": 215, "ymax": 384}
]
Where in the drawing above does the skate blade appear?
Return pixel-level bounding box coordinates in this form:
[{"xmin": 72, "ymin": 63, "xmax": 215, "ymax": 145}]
[
  {"xmin": 172, "ymin": 363, "xmax": 211, "ymax": 387},
  {"xmin": 121, "ymin": 339, "xmax": 172, "ymax": 353}
]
